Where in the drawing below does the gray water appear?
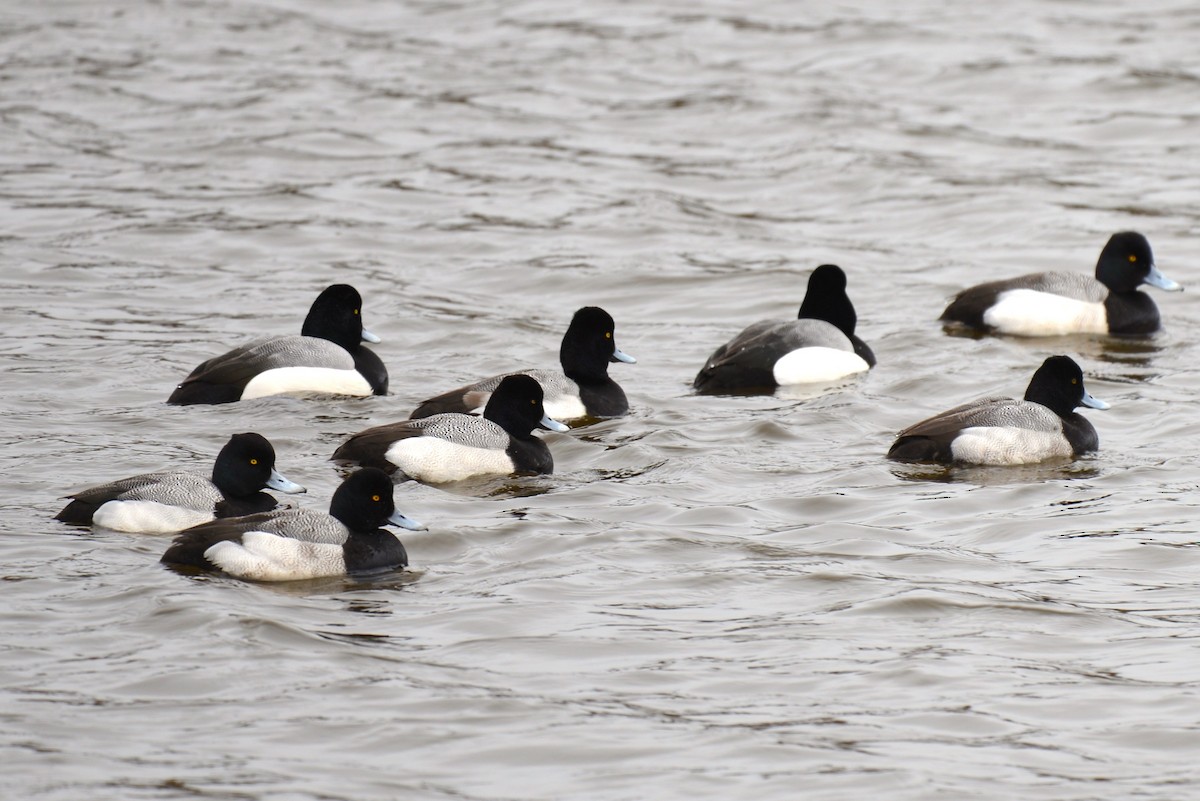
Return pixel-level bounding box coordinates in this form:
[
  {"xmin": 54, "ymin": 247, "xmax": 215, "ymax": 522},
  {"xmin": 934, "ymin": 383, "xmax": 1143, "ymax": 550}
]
[{"xmin": 4, "ymin": 1, "xmax": 1200, "ymax": 798}]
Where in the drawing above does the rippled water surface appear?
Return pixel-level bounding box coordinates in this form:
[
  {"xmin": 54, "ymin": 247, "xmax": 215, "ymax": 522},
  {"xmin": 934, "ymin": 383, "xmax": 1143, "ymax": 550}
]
[{"xmin": 4, "ymin": 1, "xmax": 1200, "ymax": 798}]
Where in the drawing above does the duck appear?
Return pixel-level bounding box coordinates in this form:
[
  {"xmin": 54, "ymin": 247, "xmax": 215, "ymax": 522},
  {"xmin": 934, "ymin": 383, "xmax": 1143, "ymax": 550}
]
[
  {"xmin": 887, "ymin": 355, "xmax": 1109, "ymax": 465},
  {"xmin": 693, "ymin": 264, "xmax": 875, "ymax": 394},
  {"xmin": 940, "ymin": 231, "xmax": 1182, "ymax": 336},
  {"xmin": 160, "ymin": 468, "xmax": 422, "ymax": 581},
  {"xmin": 167, "ymin": 284, "xmax": 388, "ymax": 405},
  {"xmin": 332, "ymin": 374, "xmax": 569, "ymax": 483},
  {"xmin": 54, "ymin": 433, "xmax": 306, "ymax": 533},
  {"xmin": 410, "ymin": 306, "xmax": 636, "ymax": 422}
]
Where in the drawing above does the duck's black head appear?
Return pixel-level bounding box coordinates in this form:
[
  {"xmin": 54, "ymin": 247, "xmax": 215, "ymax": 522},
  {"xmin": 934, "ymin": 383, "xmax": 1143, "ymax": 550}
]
[{"xmin": 797, "ymin": 264, "xmax": 857, "ymax": 338}]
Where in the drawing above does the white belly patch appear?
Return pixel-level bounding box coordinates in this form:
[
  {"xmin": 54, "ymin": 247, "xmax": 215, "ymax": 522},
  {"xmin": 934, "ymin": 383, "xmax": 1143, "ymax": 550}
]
[
  {"xmin": 206, "ymin": 532, "xmax": 347, "ymax": 581},
  {"xmin": 950, "ymin": 426, "xmax": 1072, "ymax": 465},
  {"xmin": 462, "ymin": 393, "xmax": 586, "ymax": 421},
  {"xmin": 93, "ymin": 500, "xmax": 215, "ymax": 533},
  {"xmin": 385, "ymin": 438, "xmax": 515, "ymax": 483},
  {"xmin": 983, "ymin": 290, "xmax": 1107, "ymax": 336},
  {"xmin": 543, "ymin": 395, "xmax": 588, "ymax": 421},
  {"xmin": 241, "ymin": 367, "xmax": 373, "ymax": 400},
  {"xmin": 772, "ymin": 347, "xmax": 870, "ymax": 385}
]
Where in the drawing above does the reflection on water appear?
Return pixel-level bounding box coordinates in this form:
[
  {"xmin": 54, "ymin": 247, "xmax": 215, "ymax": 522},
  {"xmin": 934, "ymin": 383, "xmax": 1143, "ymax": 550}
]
[
  {"xmin": 941, "ymin": 323, "xmax": 1167, "ymax": 366},
  {"xmin": 889, "ymin": 460, "xmax": 1104, "ymax": 486},
  {"xmin": 939, "ymin": 332, "xmax": 1174, "ymax": 407},
  {"xmin": 774, "ymin": 375, "xmax": 870, "ymax": 401}
]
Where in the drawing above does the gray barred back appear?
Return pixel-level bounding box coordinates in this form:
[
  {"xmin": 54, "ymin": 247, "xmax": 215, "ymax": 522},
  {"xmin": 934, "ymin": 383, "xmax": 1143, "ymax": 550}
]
[
  {"xmin": 251, "ymin": 508, "xmax": 353, "ymax": 545},
  {"xmin": 898, "ymin": 397, "xmax": 1062, "ymax": 438},
  {"xmin": 718, "ymin": 318, "xmax": 853, "ymax": 359},
  {"xmin": 1003, "ymin": 272, "xmax": 1108, "ymax": 303},
  {"xmin": 408, "ymin": 413, "xmax": 513, "ymax": 450},
  {"xmin": 455, "ymin": 369, "xmax": 578, "ymax": 403},
  {"xmin": 222, "ymin": 335, "xmax": 356, "ymax": 371},
  {"xmin": 81, "ymin": 471, "xmax": 223, "ymax": 510}
]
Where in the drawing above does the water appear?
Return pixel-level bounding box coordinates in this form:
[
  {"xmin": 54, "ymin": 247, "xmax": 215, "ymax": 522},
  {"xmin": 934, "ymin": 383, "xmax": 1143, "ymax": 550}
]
[{"xmin": 3, "ymin": 0, "xmax": 1200, "ymax": 798}]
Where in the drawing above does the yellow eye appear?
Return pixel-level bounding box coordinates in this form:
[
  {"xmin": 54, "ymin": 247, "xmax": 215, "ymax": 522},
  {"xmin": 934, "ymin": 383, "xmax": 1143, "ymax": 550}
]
[
  {"xmin": 250, "ymin": 458, "xmax": 258, "ymax": 465},
  {"xmin": 530, "ymin": 399, "xmax": 536, "ymax": 405},
  {"xmin": 1071, "ymin": 378, "xmax": 1078, "ymax": 385},
  {"xmin": 605, "ymin": 331, "xmax": 612, "ymax": 339},
  {"xmin": 354, "ymin": 308, "xmax": 360, "ymax": 315},
  {"xmin": 372, "ymin": 494, "xmax": 381, "ymax": 502},
  {"xmin": 1128, "ymin": 254, "xmax": 1137, "ymax": 263}
]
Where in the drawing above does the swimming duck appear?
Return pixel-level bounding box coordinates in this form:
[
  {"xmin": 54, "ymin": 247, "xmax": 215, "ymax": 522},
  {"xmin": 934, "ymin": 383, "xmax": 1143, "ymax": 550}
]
[
  {"xmin": 887, "ymin": 355, "xmax": 1108, "ymax": 465},
  {"xmin": 410, "ymin": 306, "xmax": 636, "ymax": 422},
  {"xmin": 940, "ymin": 232, "xmax": 1181, "ymax": 336},
  {"xmin": 693, "ymin": 264, "xmax": 875, "ymax": 394},
  {"xmin": 333, "ymin": 374, "xmax": 568, "ymax": 483},
  {"xmin": 168, "ymin": 284, "xmax": 388, "ymax": 405},
  {"xmin": 161, "ymin": 468, "xmax": 422, "ymax": 581},
  {"xmin": 55, "ymin": 433, "xmax": 305, "ymax": 532}
]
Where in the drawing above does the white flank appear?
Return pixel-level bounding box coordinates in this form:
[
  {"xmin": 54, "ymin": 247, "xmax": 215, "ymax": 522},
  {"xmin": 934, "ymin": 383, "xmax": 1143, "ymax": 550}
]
[
  {"xmin": 206, "ymin": 532, "xmax": 346, "ymax": 581},
  {"xmin": 983, "ymin": 289, "xmax": 1107, "ymax": 336},
  {"xmin": 459, "ymin": 392, "xmax": 586, "ymax": 421},
  {"xmin": 544, "ymin": 395, "xmax": 588, "ymax": 421},
  {"xmin": 93, "ymin": 500, "xmax": 214, "ymax": 533},
  {"xmin": 386, "ymin": 437, "xmax": 514, "ymax": 483},
  {"xmin": 950, "ymin": 426, "xmax": 1072, "ymax": 466},
  {"xmin": 772, "ymin": 347, "xmax": 870, "ymax": 386},
  {"xmin": 241, "ymin": 367, "xmax": 373, "ymax": 400}
]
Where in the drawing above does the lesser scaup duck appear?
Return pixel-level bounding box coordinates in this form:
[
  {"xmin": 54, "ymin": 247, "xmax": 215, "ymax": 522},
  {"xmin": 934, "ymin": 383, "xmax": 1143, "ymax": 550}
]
[
  {"xmin": 887, "ymin": 355, "xmax": 1109, "ymax": 465},
  {"xmin": 161, "ymin": 468, "xmax": 422, "ymax": 581},
  {"xmin": 410, "ymin": 306, "xmax": 636, "ymax": 422},
  {"xmin": 940, "ymin": 231, "xmax": 1182, "ymax": 336},
  {"xmin": 167, "ymin": 284, "xmax": 388, "ymax": 405},
  {"xmin": 332, "ymin": 374, "xmax": 569, "ymax": 483},
  {"xmin": 693, "ymin": 264, "xmax": 876, "ymax": 394},
  {"xmin": 55, "ymin": 433, "xmax": 305, "ymax": 532}
]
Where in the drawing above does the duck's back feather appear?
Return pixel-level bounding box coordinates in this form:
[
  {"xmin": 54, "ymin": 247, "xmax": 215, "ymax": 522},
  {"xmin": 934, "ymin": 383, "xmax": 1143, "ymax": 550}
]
[
  {"xmin": 56, "ymin": 472, "xmax": 222, "ymax": 524},
  {"xmin": 889, "ymin": 398, "xmax": 1067, "ymax": 463},
  {"xmin": 333, "ymin": 414, "xmax": 512, "ymax": 472},
  {"xmin": 412, "ymin": 369, "xmax": 572, "ymax": 418},
  {"xmin": 161, "ymin": 509, "xmax": 348, "ymax": 568},
  {"xmin": 169, "ymin": 336, "xmax": 357, "ymax": 404},
  {"xmin": 694, "ymin": 319, "xmax": 853, "ymax": 392},
  {"xmin": 941, "ymin": 273, "xmax": 1107, "ymax": 328}
]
